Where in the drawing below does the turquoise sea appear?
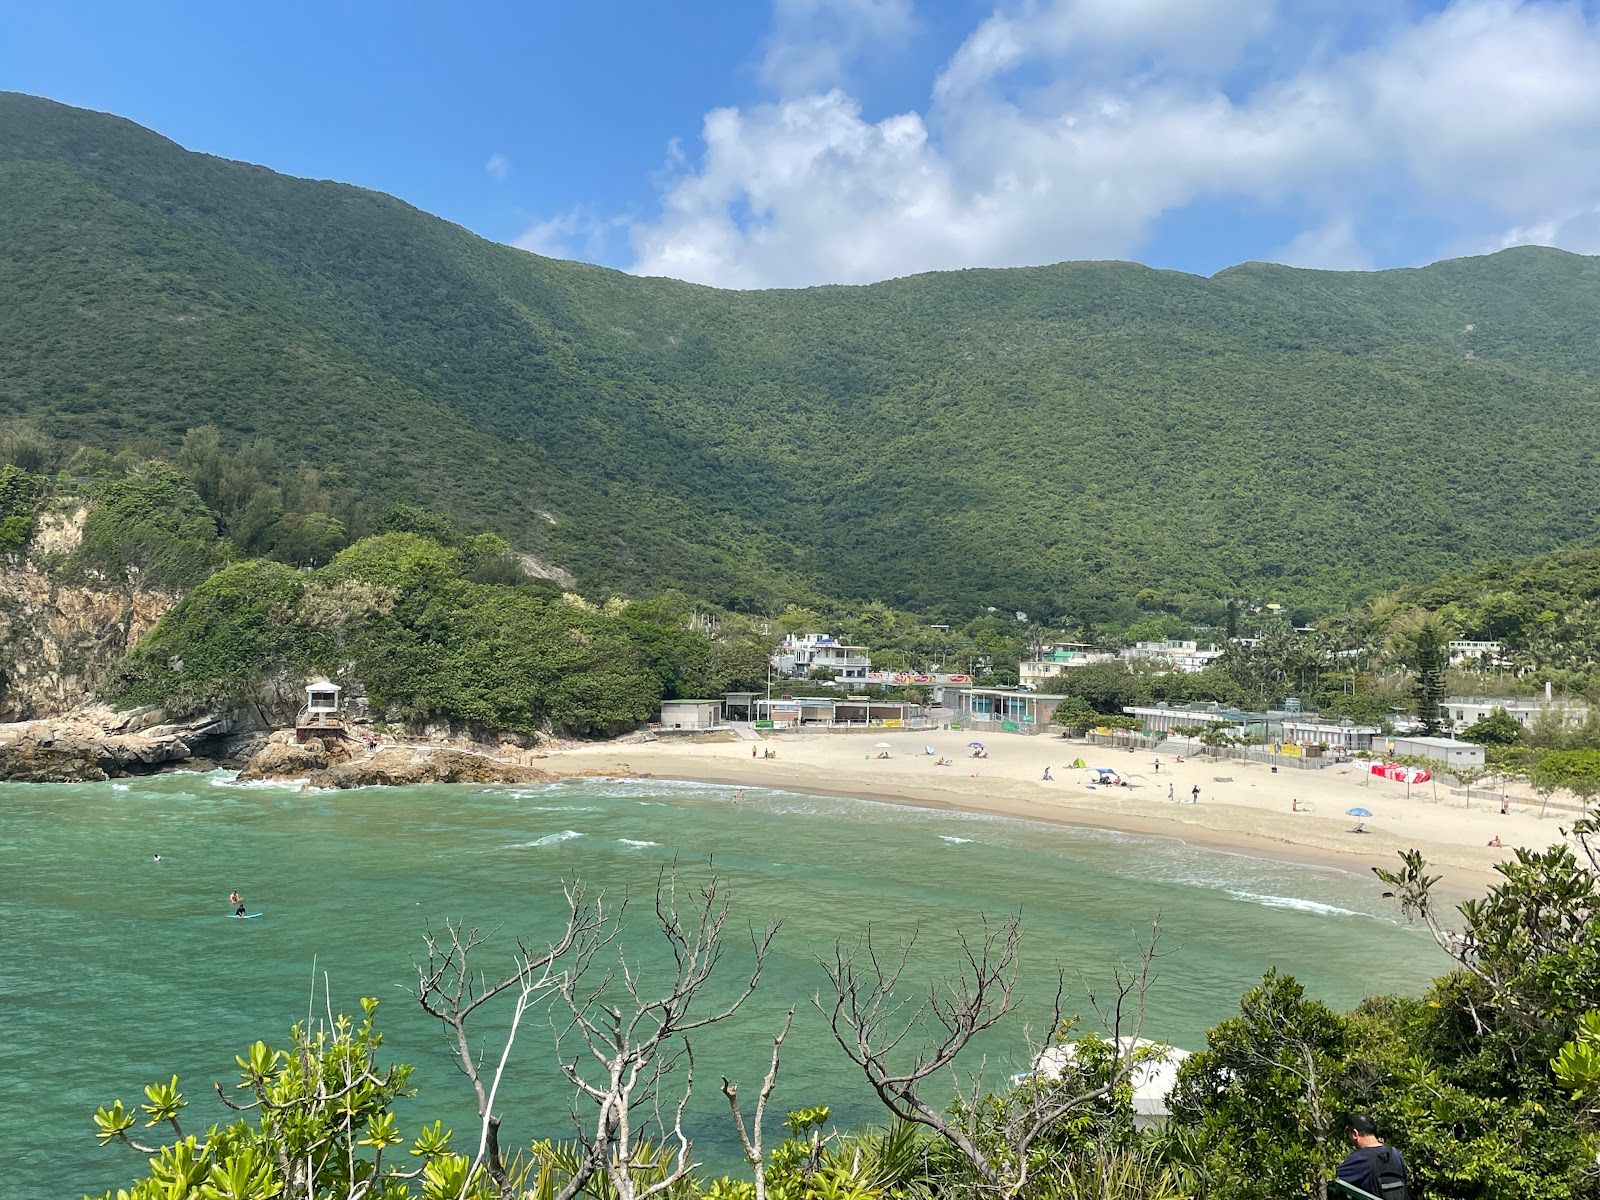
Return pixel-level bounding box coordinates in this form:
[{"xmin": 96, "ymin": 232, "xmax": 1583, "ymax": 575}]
[{"xmin": 0, "ymin": 772, "xmax": 1450, "ymax": 1198}]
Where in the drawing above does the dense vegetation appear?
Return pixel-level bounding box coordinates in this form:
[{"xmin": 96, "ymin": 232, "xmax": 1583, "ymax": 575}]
[
  {"xmin": 88, "ymin": 819, "xmax": 1600, "ymax": 1199},
  {"xmin": 7, "ymin": 92, "xmax": 1600, "ymax": 622}
]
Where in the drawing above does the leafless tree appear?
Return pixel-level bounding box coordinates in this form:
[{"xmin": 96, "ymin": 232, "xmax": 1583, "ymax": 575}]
[
  {"xmin": 416, "ymin": 871, "xmax": 779, "ymax": 1200},
  {"xmin": 551, "ymin": 868, "xmax": 780, "ymax": 1200},
  {"xmin": 414, "ymin": 883, "xmax": 612, "ymax": 1196},
  {"xmin": 721, "ymin": 1006, "xmax": 794, "ymax": 1200},
  {"xmin": 818, "ymin": 914, "xmax": 1163, "ymax": 1199}
]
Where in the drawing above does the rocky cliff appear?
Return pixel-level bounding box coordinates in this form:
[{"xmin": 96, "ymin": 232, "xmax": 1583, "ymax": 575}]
[{"xmin": 0, "ymin": 507, "xmax": 178, "ymax": 721}]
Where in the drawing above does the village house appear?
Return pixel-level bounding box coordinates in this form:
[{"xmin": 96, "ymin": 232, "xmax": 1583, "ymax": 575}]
[
  {"xmin": 1019, "ymin": 644, "xmax": 1117, "ymax": 689},
  {"xmin": 772, "ymin": 633, "xmax": 870, "ymax": 682},
  {"xmin": 1120, "ymin": 640, "xmax": 1225, "ymax": 673},
  {"xmin": 1447, "ymin": 689, "xmax": 1589, "ymax": 732}
]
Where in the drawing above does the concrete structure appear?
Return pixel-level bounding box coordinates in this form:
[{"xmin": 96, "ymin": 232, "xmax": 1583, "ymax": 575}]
[
  {"xmin": 722, "ymin": 692, "xmax": 759, "ymax": 722},
  {"xmin": 947, "ymin": 688, "xmax": 1068, "ymax": 734},
  {"xmin": 658, "ymin": 700, "xmax": 724, "ymax": 731},
  {"xmin": 1025, "ymin": 1039, "xmax": 1190, "ymax": 1130},
  {"xmin": 1123, "ymin": 703, "xmax": 1379, "ymax": 752},
  {"xmin": 1448, "ymin": 639, "xmax": 1506, "ymax": 667},
  {"xmin": 1020, "ymin": 644, "xmax": 1117, "ymax": 688},
  {"xmin": 1121, "ymin": 640, "xmax": 1224, "ymax": 673},
  {"xmin": 1447, "ymin": 693, "xmax": 1589, "ymax": 732},
  {"xmin": 296, "ymin": 679, "xmax": 345, "ymax": 744},
  {"xmin": 1373, "ymin": 734, "xmax": 1485, "ymax": 771},
  {"xmin": 752, "ymin": 697, "xmax": 930, "ymax": 729},
  {"xmin": 774, "ymin": 633, "xmax": 870, "ymax": 682}
]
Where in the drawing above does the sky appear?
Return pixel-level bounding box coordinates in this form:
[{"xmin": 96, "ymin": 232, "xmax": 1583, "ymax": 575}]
[{"xmin": 6, "ymin": 0, "xmax": 1600, "ymax": 289}]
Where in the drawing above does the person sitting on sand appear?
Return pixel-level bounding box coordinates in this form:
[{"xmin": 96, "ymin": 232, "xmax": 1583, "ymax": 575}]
[
  {"xmin": 876, "ymin": 751, "xmax": 891, "ymax": 759},
  {"xmin": 935, "ymin": 757, "xmax": 951, "ymax": 766},
  {"xmin": 1042, "ymin": 767, "xmax": 1053, "ymax": 781},
  {"xmin": 1488, "ymin": 835, "xmax": 1503, "ymax": 847}
]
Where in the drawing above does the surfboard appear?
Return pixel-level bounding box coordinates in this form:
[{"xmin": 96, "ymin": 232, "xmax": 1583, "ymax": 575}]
[{"xmin": 231, "ymin": 912, "xmax": 264, "ymax": 919}]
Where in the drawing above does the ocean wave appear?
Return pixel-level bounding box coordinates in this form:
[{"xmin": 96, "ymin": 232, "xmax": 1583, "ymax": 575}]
[
  {"xmin": 510, "ymin": 830, "xmax": 583, "ymax": 848},
  {"xmin": 211, "ymin": 774, "xmax": 311, "ymax": 790},
  {"xmin": 1227, "ymin": 890, "xmax": 1358, "ymax": 917},
  {"xmin": 618, "ymin": 838, "xmax": 660, "ymax": 848},
  {"xmin": 939, "ymin": 835, "xmax": 974, "ymax": 844}
]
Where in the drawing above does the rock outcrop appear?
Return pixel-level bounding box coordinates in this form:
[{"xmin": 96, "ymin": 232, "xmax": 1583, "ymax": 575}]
[
  {"xmin": 0, "ymin": 703, "xmax": 272, "ymax": 782},
  {"xmin": 0, "ymin": 508, "xmax": 179, "ymax": 722},
  {"xmin": 236, "ymin": 738, "xmax": 555, "ymax": 789}
]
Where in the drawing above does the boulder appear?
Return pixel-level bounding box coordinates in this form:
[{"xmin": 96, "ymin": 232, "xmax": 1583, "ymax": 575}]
[
  {"xmin": 308, "ymin": 747, "xmax": 556, "ymax": 789},
  {"xmin": 235, "ymin": 739, "xmax": 332, "ymax": 782}
]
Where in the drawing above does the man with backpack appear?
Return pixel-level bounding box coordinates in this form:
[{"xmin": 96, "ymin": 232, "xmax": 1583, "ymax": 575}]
[{"xmin": 1335, "ymin": 1113, "xmax": 1409, "ymax": 1198}]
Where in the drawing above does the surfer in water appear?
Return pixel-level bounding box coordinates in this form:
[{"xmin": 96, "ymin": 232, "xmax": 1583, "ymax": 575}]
[
  {"xmin": 235, "ymin": 904, "xmax": 248, "ymax": 917},
  {"xmin": 152, "ymin": 854, "xmax": 161, "ymax": 863}
]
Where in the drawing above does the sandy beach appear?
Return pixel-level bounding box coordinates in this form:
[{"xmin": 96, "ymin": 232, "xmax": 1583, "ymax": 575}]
[{"xmin": 545, "ymin": 728, "xmax": 1581, "ymax": 896}]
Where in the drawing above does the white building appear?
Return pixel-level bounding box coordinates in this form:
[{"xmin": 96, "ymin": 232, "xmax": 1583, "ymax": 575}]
[
  {"xmin": 1121, "ymin": 640, "xmax": 1224, "ymax": 673},
  {"xmin": 1448, "ymin": 640, "xmax": 1506, "ymax": 667},
  {"xmin": 773, "ymin": 633, "xmax": 870, "ymax": 682},
  {"xmin": 1446, "ymin": 693, "xmax": 1589, "ymax": 732},
  {"xmin": 658, "ymin": 700, "xmax": 724, "ymax": 731},
  {"xmin": 1373, "ymin": 734, "xmax": 1486, "ymax": 771},
  {"xmin": 1019, "ymin": 644, "xmax": 1117, "ymax": 688}
]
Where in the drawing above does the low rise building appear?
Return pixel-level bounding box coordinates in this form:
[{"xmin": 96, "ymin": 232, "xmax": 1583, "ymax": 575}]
[
  {"xmin": 751, "ymin": 697, "xmax": 929, "ymax": 729},
  {"xmin": 658, "ymin": 700, "xmax": 724, "ymax": 731},
  {"xmin": 947, "ymin": 688, "xmax": 1069, "ymax": 734},
  {"xmin": 1120, "ymin": 640, "xmax": 1224, "ymax": 673},
  {"xmin": 1373, "ymin": 734, "xmax": 1486, "ymax": 771},
  {"xmin": 1020, "ymin": 644, "xmax": 1118, "ymax": 688},
  {"xmin": 773, "ymin": 633, "xmax": 870, "ymax": 682},
  {"xmin": 1446, "ymin": 694, "xmax": 1589, "ymax": 731},
  {"xmin": 1122, "ymin": 703, "xmax": 1379, "ymax": 751},
  {"xmin": 1448, "ymin": 639, "xmax": 1506, "ymax": 667}
]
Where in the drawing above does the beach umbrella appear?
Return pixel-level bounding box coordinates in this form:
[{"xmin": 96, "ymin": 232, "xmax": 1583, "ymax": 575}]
[
  {"xmin": 1346, "ymin": 807, "xmax": 1372, "ymax": 817},
  {"xmin": 968, "ymin": 741, "xmax": 985, "ymax": 748},
  {"xmin": 875, "ymin": 742, "xmax": 891, "ymax": 748}
]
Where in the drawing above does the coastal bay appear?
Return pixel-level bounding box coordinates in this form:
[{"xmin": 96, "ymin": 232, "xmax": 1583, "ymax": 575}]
[{"xmin": 2, "ymin": 768, "xmax": 1450, "ymax": 1198}]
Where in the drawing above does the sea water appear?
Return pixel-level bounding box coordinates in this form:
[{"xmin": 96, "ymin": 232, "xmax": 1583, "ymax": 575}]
[{"xmin": 0, "ymin": 773, "xmax": 1449, "ymax": 1197}]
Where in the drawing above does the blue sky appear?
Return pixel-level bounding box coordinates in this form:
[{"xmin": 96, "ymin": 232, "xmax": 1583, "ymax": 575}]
[{"xmin": 6, "ymin": 0, "xmax": 1600, "ymax": 288}]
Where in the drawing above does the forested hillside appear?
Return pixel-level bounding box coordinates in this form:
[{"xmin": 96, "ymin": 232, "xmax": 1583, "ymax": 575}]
[{"xmin": 6, "ymin": 91, "xmax": 1600, "ymax": 621}]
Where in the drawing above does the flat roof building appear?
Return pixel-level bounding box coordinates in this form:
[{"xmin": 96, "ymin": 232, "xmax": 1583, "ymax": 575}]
[
  {"xmin": 948, "ymin": 688, "xmax": 1069, "ymax": 734},
  {"xmin": 658, "ymin": 700, "xmax": 724, "ymax": 731},
  {"xmin": 1373, "ymin": 734, "xmax": 1485, "ymax": 770}
]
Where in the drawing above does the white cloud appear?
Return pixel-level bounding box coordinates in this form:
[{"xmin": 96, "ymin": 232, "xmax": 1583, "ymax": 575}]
[
  {"xmin": 485, "ymin": 153, "xmax": 510, "ymax": 182},
  {"xmin": 528, "ymin": 0, "xmax": 1600, "ymax": 287},
  {"xmin": 513, "ymin": 210, "xmax": 622, "ymax": 262},
  {"xmin": 760, "ymin": 0, "xmax": 915, "ymax": 94},
  {"xmin": 1274, "ymin": 217, "xmax": 1375, "ymax": 271}
]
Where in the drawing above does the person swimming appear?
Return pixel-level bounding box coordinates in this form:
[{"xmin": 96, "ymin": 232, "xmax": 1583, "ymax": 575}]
[
  {"xmin": 229, "ymin": 891, "xmax": 242, "ymax": 904},
  {"xmin": 152, "ymin": 854, "xmax": 161, "ymax": 863}
]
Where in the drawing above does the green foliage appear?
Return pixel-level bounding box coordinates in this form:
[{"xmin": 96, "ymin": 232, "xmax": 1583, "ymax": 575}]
[
  {"xmin": 1460, "ymin": 707, "xmax": 1525, "ymax": 747},
  {"xmin": 1410, "ymin": 619, "xmax": 1448, "ymax": 736},
  {"xmin": 0, "ymin": 462, "xmax": 41, "ymax": 553},
  {"xmin": 86, "ymin": 998, "xmax": 485, "ymax": 1200},
  {"xmin": 73, "ymin": 462, "xmax": 227, "ymax": 589},
  {"xmin": 14, "ymin": 94, "xmax": 1600, "ymax": 616}
]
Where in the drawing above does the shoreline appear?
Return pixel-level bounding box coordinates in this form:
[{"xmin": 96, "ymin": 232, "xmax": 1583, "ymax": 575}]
[{"xmin": 539, "ymin": 730, "xmax": 1577, "ymax": 899}]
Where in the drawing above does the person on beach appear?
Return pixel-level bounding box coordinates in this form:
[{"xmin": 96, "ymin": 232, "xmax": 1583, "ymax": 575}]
[
  {"xmin": 1168, "ymin": 783, "xmax": 1175, "ymax": 802},
  {"xmin": 1488, "ymin": 835, "xmax": 1503, "ymax": 847},
  {"xmin": 1291, "ymin": 798, "xmax": 1302, "ymax": 812},
  {"xmin": 752, "ymin": 745, "xmax": 758, "ymax": 758},
  {"xmin": 1500, "ymin": 794, "xmax": 1510, "ymax": 815},
  {"xmin": 1042, "ymin": 767, "xmax": 1053, "ymax": 781},
  {"xmin": 734, "ymin": 789, "xmax": 744, "ymax": 803},
  {"xmin": 1191, "ymin": 784, "xmax": 1200, "ymax": 803},
  {"xmin": 1335, "ymin": 1113, "xmax": 1409, "ymax": 1199},
  {"xmin": 1154, "ymin": 759, "xmax": 1160, "ymax": 773}
]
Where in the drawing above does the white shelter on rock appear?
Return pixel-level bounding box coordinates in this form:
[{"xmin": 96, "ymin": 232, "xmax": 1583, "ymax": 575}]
[{"xmin": 297, "ymin": 679, "xmax": 345, "ymax": 744}]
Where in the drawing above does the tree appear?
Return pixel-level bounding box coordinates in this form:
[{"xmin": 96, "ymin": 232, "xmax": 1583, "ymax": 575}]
[
  {"xmin": 1168, "ymin": 971, "xmax": 1350, "ymax": 1200},
  {"xmin": 1411, "ymin": 619, "xmax": 1448, "ymax": 736},
  {"xmin": 1529, "ymin": 748, "xmax": 1600, "ymax": 818},
  {"xmin": 820, "ymin": 914, "xmax": 1164, "ymax": 1198},
  {"xmin": 1460, "ymin": 707, "xmax": 1525, "ymax": 748},
  {"xmin": 87, "ymin": 998, "xmax": 485, "ymax": 1200},
  {"xmin": 414, "ymin": 870, "xmax": 779, "ymax": 1200}
]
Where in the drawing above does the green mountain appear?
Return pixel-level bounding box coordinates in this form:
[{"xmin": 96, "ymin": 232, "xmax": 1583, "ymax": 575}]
[{"xmin": 6, "ymin": 91, "xmax": 1600, "ymax": 621}]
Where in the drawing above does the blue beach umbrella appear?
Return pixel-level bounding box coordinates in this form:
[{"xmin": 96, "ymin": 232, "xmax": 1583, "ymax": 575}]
[
  {"xmin": 968, "ymin": 741, "xmax": 985, "ymax": 748},
  {"xmin": 1346, "ymin": 807, "xmax": 1372, "ymax": 817}
]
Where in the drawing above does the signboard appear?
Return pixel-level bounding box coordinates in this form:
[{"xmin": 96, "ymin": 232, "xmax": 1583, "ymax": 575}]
[
  {"xmin": 882, "ymin": 718, "xmax": 904, "ymax": 728},
  {"xmin": 1001, "ymin": 719, "xmax": 1020, "ymax": 732},
  {"xmin": 754, "ymin": 720, "xmax": 774, "ymax": 729}
]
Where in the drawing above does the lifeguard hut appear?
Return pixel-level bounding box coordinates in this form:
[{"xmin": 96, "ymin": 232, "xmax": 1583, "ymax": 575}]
[{"xmin": 296, "ymin": 679, "xmax": 345, "ymax": 744}]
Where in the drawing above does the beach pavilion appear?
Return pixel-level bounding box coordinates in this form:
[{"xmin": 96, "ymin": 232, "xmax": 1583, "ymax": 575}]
[{"xmin": 947, "ymin": 688, "xmax": 1069, "ymax": 734}]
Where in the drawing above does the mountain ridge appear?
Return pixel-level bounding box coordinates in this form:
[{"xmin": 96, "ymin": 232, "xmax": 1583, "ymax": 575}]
[{"xmin": 5, "ymin": 90, "xmax": 1600, "ymax": 621}]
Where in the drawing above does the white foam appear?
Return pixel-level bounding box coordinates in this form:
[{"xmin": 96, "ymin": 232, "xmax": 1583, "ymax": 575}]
[
  {"xmin": 111, "ymin": 783, "xmax": 131, "ymax": 792},
  {"xmin": 511, "ymin": 830, "xmax": 583, "ymax": 848},
  {"xmin": 618, "ymin": 838, "xmax": 660, "ymax": 848},
  {"xmin": 1228, "ymin": 890, "xmax": 1358, "ymax": 917},
  {"xmin": 939, "ymin": 835, "xmax": 974, "ymax": 844}
]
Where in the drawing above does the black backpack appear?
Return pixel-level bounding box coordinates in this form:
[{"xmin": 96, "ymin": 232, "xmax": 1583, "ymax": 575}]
[{"xmin": 1358, "ymin": 1145, "xmax": 1410, "ymax": 1200}]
